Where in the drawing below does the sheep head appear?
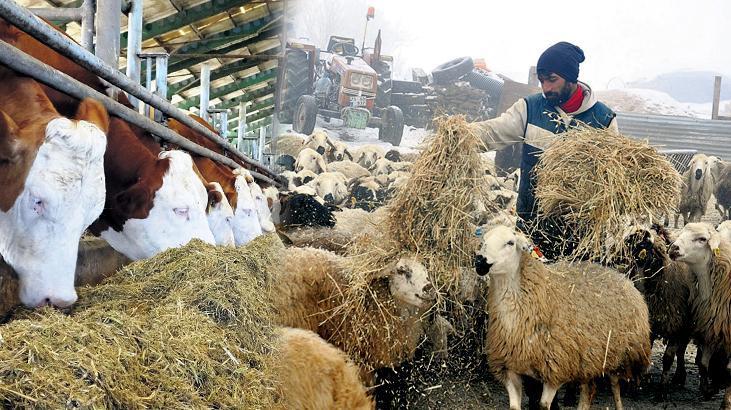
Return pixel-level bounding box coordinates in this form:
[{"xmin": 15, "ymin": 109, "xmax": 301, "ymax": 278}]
[
  {"xmin": 303, "ymin": 130, "xmax": 330, "ymax": 156},
  {"xmin": 669, "ymin": 222, "xmax": 721, "ymax": 267},
  {"xmin": 295, "ymin": 148, "xmax": 327, "ymax": 174},
  {"xmin": 377, "ymin": 256, "xmax": 435, "ymax": 308},
  {"xmin": 474, "ymin": 225, "xmax": 532, "ymax": 277},
  {"xmin": 310, "ymin": 172, "xmax": 348, "ymax": 205}
]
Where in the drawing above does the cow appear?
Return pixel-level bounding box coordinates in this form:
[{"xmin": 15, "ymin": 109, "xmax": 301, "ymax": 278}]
[{"xmin": 0, "ymin": 69, "xmax": 108, "ymax": 308}]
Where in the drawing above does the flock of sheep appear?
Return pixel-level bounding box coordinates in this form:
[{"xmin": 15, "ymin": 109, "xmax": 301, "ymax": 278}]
[{"xmin": 259, "ymin": 129, "xmax": 731, "ymax": 410}]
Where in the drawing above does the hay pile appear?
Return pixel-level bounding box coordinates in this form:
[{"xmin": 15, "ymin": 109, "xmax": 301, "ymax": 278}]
[
  {"xmin": 0, "ymin": 235, "xmax": 283, "ymax": 409},
  {"xmin": 534, "ymin": 126, "xmax": 682, "ymax": 262}
]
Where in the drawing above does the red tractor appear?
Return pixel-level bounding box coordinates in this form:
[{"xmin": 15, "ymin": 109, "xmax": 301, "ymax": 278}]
[{"xmin": 278, "ymin": 36, "xmax": 405, "ymax": 145}]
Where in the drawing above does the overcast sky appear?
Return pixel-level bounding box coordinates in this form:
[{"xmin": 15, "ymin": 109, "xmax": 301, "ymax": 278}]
[{"xmin": 292, "ymin": 0, "xmax": 731, "ymax": 89}]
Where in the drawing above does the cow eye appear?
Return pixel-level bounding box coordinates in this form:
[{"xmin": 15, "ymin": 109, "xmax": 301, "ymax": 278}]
[
  {"xmin": 31, "ymin": 196, "xmax": 45, "ymax": 216},
  {"xmin": 174, "ymin": 207, "xmax": 189, "ymax": 217}
]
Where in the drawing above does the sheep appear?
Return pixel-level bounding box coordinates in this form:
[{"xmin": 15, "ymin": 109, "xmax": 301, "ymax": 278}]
[
  {"xmin": 669, "ymin": 222, "xmax": 731, "ymax": 408},
  {"xmin": 326, "ymin": 139, "xmax": 354, "ymax": 162},
  {"xmin": 399, "ymin": 151, "xmax": 420, "ymax": 163},
  {"xmin": 718, "ymin": 220, "xmax": 731, "ymax": 243},
  {"xmin": 285, "ymin": 207, "xmax": 388, "ymax": 254},
  {"xmin": 475, "ymin": 225, "xmax": 651, "ymax": 410},
  {"xmin": 279, "ymin": 170, "xmax": 301, "ymax": 190},
  {"xmin": 353, "ymin": 145, "xmax": 386, "ymax": 169},
  {"xmin": 347, "ymin": 177, "xmax": 387, "ymax": 211},
  {"xmin": 308, "ymin": 172, "xmax": 349, "ymax": 205},
  {"xmin": 622, "ymin": 224, "xmax": 695, "ymax": 400},
  {"xmin": 326, "ymin": 160, "xmax": 371, "ymax": 181},
  {"xmin": 384, "ymin": 149, "xmax": 401, "ymax": 162},
  {"xmin": 277, "ymin": 192, "xmax": 336, "ymax": 230},
  {"xmin": 676, "ymin": 154, "xmax": 722, "ymax": 227},
  {"xmin": 273, "ymin": 327, "xmax": 373, "ymax": 410},
  {"xmin": 715, "ymin": 162, "xmax": 731, "ymax": 221},
  {"xmin": 271, "ymin": 246, "xmax": 435, "ymax": 380},
  {"xmin": 369, "ymin": 158, "xmax": 411, "ymax": 176},
  {"xmin": 295, "ymin": 148, "xmax": 327, "ymax": 174},
  {"xmin": 303, "ymin": 130, "xmax": 330, "ymax": 156},
  {"xmin": 275, "ymin": 154, "xmax": 296, "ymax": 171},
  {"xmin": 271, "ymin": 132, "xmax": 306, "ymax": 157},
  {"xmin": 296, "ymin": 169, "xmax": 318, "ymax": 185}
]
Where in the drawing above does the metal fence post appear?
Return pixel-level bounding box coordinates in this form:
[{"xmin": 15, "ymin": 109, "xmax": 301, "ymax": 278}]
[
  {"xmin": 200, "ymin": 64, "xmax": 211, "ymax": 121},
  {"xmin": 125, "ymin": 0, "xmax": 143, "ymax": 109},
  {"xmin": 237, "ymin": 101, "xmax": 248, "ymax": 151},
  {"xmin": 154, "ymin": 53, "xmax": 168, "ymax": 122},
  {"xmin": 95, "ymin": 0, "xmax": 121, "ymax": 67}
]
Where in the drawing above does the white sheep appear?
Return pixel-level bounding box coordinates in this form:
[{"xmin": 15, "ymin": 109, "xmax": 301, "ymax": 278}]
[
  {"xmin": 369, "ymin": 158, "xmax": 411, "ymax": 176},
  {"xmin": 475, "ymin": 225, "xmax": 651, "ymax": 410},
  {"xmin": 353, "ymin": 145, "xmax": 386, "ymax": 169},
  {"xmin": 327, "ymin": 160, "xmax": 371, "ymax": 181},
  {"xmin": 296, "ymin": 169, "xmax": 318, "ymax": 185},
  {"xmin": 279, "ymin": 170, "xmax": 300, "ymax": 190},
  {"xmin": 326, "ymin": 139, "xmax": 354, "ymax": 163},
  {"xmin": 295, "ymin": 148, "xmax": 328, "ymax": 174},
  {"xmin": 271, "ymin": 246, "xmax": 435, "ymax": 381},
  {"xmin": 303, "ymin": 130, "xmax": 331, "ymax": 157},
  {"xmin": 308, "ymin": 172, "xmax": 349, "ymax": 205},
  {"xmin": 718, "ymin": 220, "xmax": 731, "ymax": 243},
  {"xmin": 285, "ymin": 207, "xmax": 388, "ymax": 254},
  {"xmin": 669, "ymin": 222, "xmax": 731, "ymax": 408},
  {"xmin": 675, "ymin": 154, "xmax": 722, "ymax": 227},
  {"xmin": 273, "ymin": 327, "xmax": 373, "ymax": 410}
]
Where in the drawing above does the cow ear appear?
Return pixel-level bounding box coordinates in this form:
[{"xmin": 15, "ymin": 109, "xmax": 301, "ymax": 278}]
[
  {"xmin": 206, "ymin": 183, "xmax": 223, "ymax": 207},
  {"xmin": 267, "ymin": 196, "xmax": 273, "ymax": 209},
  {"xmin": 115, "ymin": 183, "xmax": 151, "ymax": 219},
  {"xmin": 75, "ymin": 98, "xmax": 109, "ymax": 133},
  {"xmin": 0, "ymin": 110, "xmax": 22, "ymax": 163}
]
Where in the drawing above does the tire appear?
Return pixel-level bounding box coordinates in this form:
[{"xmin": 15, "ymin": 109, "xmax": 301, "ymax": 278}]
[
  {"xmin": 463, "ymin": 70, "xmax": 504, "ymax": 97},
  {"xmin": 389, "ymin": 79, "xmax": 425, "ymax": 94},
  {"xmin": 378, "ymin": 106, "xmax": 404, "ymax": 146},
  {"xmin": 293, "ymin": 95, "xmax": 317, "ymax": 135},
  {"xmin": 280, "ymin": 49, "xmax": 310, "ymax": 123},
  {"xmin": 431, "ymin": 56, "xmax": 474, "ymax": 85},
  {"xmin": 390, "ymin": 93, "xmax": 427, "ymax": 106}
]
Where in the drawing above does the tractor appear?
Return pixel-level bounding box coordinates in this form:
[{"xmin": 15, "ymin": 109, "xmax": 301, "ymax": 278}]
[{"xmin": 278, "ymin": 36, "xmax": 405, "ymax": 146}]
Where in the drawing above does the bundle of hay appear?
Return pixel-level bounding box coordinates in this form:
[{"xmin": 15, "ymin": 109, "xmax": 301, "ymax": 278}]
[
  {"xmin": 0, "ymin": 235, "xmax": 283, "ymax": 408},
  {"xmin": 534, "ymin": 126, "xmax": 681, "ymax": 262}
]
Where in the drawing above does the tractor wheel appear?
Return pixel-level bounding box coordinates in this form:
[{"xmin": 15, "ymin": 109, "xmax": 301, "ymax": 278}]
[
  {"xmin": 431, "ymin": 56, "xmax": 474, "ymax": 85},
  {"xmin": 279, "ymin": 49, "xmax": 310, "ymax": 123},
  {"xmin": 293, "ymin": 95, "xmax": 317, "ymax": 135},
  {"xmin": 378, "ymin": 106, "xmax": 404, "ymax": 146}
]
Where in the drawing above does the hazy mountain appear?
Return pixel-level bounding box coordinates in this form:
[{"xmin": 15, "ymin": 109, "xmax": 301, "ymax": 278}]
[{"xmin": 628, "ymin": 71, "xmax": 731, "ymax": 103}]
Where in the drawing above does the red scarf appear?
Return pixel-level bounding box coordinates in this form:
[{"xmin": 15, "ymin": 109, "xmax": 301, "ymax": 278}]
[{"xmin": 560, "ymin": 85, "xmax": 584, "ymax": 113}]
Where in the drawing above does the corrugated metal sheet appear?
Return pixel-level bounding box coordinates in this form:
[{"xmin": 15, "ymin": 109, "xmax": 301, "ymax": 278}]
[{"xmin": 617, "ymin": 111, "xmax": 731, "ymax": 160}]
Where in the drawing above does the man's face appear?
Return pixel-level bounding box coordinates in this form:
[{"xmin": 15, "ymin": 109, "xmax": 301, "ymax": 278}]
[{"xmin": 538, "ymin": 72, "xmax": 573, "ymax": 106}]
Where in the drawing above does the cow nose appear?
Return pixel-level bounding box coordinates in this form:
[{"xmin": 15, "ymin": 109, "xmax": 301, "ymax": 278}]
[
  {"xmin": 42, "ymin": 292, "xmax": 78, "ymax": 309},
  {"xmin": 316, "ymin": 146, "xmax": 326, "ymax": 155},
  {"xmin": 323, "ymin": 193, "xmax": 335, "ymax": 204},
  {"xmin": 474, "ymin": 254, "xmax": 492, "ymax": 276},
  {"xmin": 695, "ymin": 169, "xmax": 703, "ymax": 180}
]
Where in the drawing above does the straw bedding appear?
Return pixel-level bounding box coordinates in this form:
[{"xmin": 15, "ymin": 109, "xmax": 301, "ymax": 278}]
[
  {"xmin": 0, "ymin": 234, "xmax": 283, "ymax": 409},
  {"xmin": 534, "ymin": 126, "xmax": 681, "ymax": 262}
]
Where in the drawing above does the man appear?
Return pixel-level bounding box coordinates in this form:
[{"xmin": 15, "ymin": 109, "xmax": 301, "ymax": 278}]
[{"xmin": 473, "ymin": 41, "xmax": 618, "ymax": 260}]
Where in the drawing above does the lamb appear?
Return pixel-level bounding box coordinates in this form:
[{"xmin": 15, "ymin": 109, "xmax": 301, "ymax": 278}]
[
  {"xmin": 308, "ymin": 172, "xmax": 349, "ymax": 205},
  {"xmin": 475, "ymin": 225, "xmax": 651, "ymax": 410},
  {"xmin": 384, "ymin": 149, "xmax": 401, "ymax": 162},
  {"xmin": 669, "ymin": 222, "xmax": 731, "ymax": 409},
  {"xmin": 279, "ymin": 170, "xmax": 301, "ymax": 190},
  {"xmin": 353, "ymin": 145, "xmax": 386, "ymax": 169},
  {"xmin": 275, "ymin": 154, "xmax": 296, "ymax": 171},
  {"xmin": 295, "ymin": 148, "xmax": 328, "ymax": 174},
  {"xmin": 273, "ymin": 327, "xmax": 373, "ymax": 410},
  {"xmin": 327, "ymin": 160, "xmax": 371, "ymax": 181},
  {"xmin": 271, "ymin": 247, "xmax": 435, "ymax": 380},
  {"xmin": 676, "ymin": 154, "xmax": 722, "ymax": 227},
  {"xmin": 622, "ymin": 224, "xmax": 695, "ymax": 400},
  {"xmin": 284, "ymin": 207, "xmax": 388, "ymax": 254}
]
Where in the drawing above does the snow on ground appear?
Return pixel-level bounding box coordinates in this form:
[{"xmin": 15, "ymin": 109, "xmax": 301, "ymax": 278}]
[{"xmin": 597, "ymin": 88, "xmax": 731, "ymax": 118}]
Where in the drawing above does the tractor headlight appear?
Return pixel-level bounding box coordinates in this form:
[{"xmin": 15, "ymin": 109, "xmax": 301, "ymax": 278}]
[{"xmin": 349, "ymin": 72, "xmax": 375, "ymax": 90}]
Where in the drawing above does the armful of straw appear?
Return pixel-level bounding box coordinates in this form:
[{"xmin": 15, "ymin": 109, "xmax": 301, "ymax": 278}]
[{"xmin": 470, "ymin": 99, "xmax": 527, "ymax": 150}]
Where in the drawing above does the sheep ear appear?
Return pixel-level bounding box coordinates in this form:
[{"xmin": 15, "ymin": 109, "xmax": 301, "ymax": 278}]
[
  {"xmin": 709, "ymin": 230, "xmax": 721, "ymax": 254},
  {"xmin": 515, "ymin": 233, "xmax": 533, "ymax": 252},
  {"xmin": 345, "ymin": 149, "xmax": 353, "ymax": 161},
  {"xmin": 317, "ymin": 156, "xmax": 327, "ymax": 174}
]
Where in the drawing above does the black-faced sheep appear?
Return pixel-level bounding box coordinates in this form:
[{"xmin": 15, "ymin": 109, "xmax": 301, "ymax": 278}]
[
  {"xmin": 271, "ymin": 247, "xmax": 435, "ymax": 381},
  {"xmin": 669, "ymin": 222, "xmax": 731, "ymax": 408},
  {"xmin": 273, "ymin": 327, "xmax": 373, "ymax": 410},
  {"xmin": 326, "ymin": 139, "xmax": 354, "ymax": 162},
  {"xmin": 275, "ymin": 154, "xmax": 296, "ymax": 171},
  {"xmin": 284, "ymin": 207, "xmax": 388, "ymax": 254},
  {"xmin": 277, "ymin": 192, "xmax": 336, "ymax": 229},
  {"xmin": 622, "ymin": 224, "xmax": 695, "ymax": 399},
  {"xmin": 309, "ymin": 172, "xmax": 349, "ymax": 206},
  {"xmin": 475, "ymin": 225, "xmax": 651, "ymax": 410},
  {"xmin": 347, "ymin": 177, "xmax": 387, "ymax": 212},
  {"xmin": 295, "ymin": 148, "xmax": 328, "ymax": 174},
  {"xmin": 384, "ymin": 149, "xmax": 401, "ymax": 162},
  {"xmin": 676, "ymin": 154, "xmax": 722, "ymax": 226},
  {"xmin": 326, "ymin": 160, "xmax": 371, "ymax": 181}
]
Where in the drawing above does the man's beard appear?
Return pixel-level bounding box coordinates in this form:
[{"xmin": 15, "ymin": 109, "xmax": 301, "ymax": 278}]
[{"xmin": 544, "ymin": 83, "xmax": 574, "ymax": 106}]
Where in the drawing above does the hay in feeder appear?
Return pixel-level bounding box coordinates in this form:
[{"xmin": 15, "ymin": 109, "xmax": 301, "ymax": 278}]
[
  {"xmin": 0, "ymin": 234, "xmax": 283, "ymax": 408},
  {"xmin": 534, "ymin": 126, "xmax": 681, "ymax": 262}
]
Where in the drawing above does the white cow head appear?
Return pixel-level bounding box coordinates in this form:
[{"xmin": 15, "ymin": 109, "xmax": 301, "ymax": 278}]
[
  {"xmin": 205, "ymin": 182, "xmax": 235, "ymax": 246},
  {"xmin": 248, "ymin": 180, "xmax": 275, "ymax": 233},
  {"xmin": 0, "ymin": 106, "xmax": 107, "ymax": 308},
  {"xmin": 231, "ymin": 173, "xmax": 262, "ymax": 245},
  {"xmin": 101, "ymin": 150, "xmax": 215, "ymax": 260}
]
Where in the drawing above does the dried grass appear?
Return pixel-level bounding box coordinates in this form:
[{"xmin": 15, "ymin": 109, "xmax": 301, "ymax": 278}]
[
  {"xmin": 534, "ymin": 126, "xmax": 681, "ymax": 262},
  {"xmin": 0, "ymin": 235, "xmax": 283, "ymax": 409}
]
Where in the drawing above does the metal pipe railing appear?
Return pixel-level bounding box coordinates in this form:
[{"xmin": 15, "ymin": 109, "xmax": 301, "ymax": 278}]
[
  {"xmin": 0, "ymin": 0, "xmax": 277, "ymax": 181},
  {"xmin": 28, "ymin": 7, "xmax": 83, "ymax": 21},
  {"xmin": 0, "ymin": 40, "xmax": 279, "ymax": 187}
]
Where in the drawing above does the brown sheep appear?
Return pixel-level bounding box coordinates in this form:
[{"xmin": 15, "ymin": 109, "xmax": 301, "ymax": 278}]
[
  {"xmin": 272, "ymin": 327, "xmax": 373, "ymax": 410},
  {"xmin": 475, "ymin": 225, "xmax": 651, "ymax": 410},
  {"xmin": 669, "ymin": 222, "xmax": 731, "ymax": 409},
  {"xmin": 270, "ymin": 247, "xmax": 434, "ymax": 381},
  {"xmin": 622, "ymin": 224, "xmax": 695, "ymax": 400}
]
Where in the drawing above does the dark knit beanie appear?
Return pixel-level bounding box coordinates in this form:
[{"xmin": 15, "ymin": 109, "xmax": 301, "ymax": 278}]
[{"xmin": 536, "ymin": 42, "xmax": 585, "ymax": 83}]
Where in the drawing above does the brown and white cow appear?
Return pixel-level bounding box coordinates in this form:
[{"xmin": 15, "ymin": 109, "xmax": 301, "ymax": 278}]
[
  {"xmin": 1, "ymin": 19, "xmax": 216, "ymax": 260},
  {"xmin": 0, "ymin": 69, "xmax": 108, "ymax": 308}
]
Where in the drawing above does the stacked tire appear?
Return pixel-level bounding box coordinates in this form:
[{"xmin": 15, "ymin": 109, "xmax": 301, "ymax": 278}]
[
  {"xmin": 428, "ymin": 56, "xmax": 503, "ymax": 121},
  {"xmin": 386, "ymin": 79, "xmax": 431, "ymax": 128}
]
